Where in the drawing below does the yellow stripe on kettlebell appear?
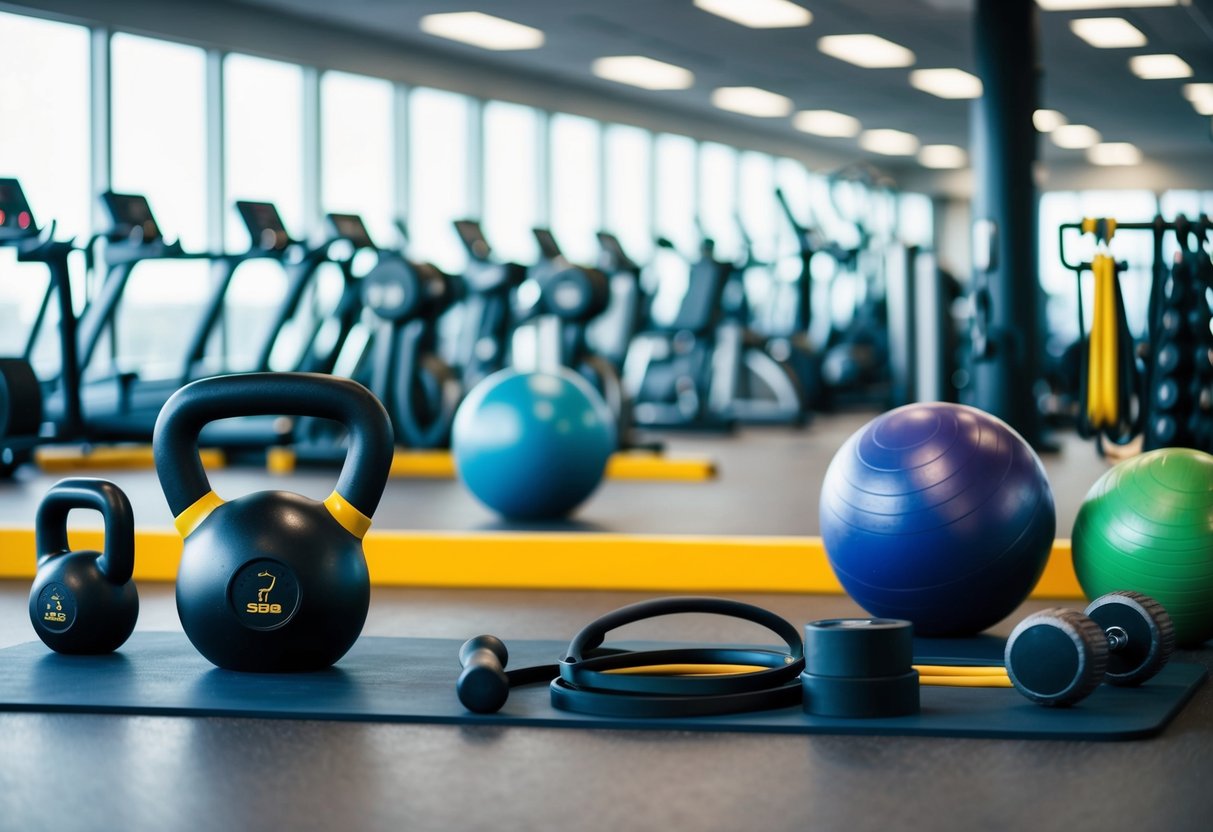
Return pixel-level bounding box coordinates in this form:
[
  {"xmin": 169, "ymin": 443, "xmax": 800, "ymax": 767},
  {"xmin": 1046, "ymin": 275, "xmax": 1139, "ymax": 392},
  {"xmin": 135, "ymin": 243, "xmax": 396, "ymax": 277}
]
[
  {"xmin": 324, "ymin": 491, "xmax": 372, "ymax": 540},
  {"xmin": 174, "ymin": 491, "xmax": 226, "ymax": 539}
]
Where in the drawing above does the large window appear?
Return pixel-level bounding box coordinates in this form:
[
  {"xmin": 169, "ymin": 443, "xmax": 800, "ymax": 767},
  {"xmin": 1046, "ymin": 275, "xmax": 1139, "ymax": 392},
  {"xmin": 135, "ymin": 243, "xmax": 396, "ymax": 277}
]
[
  {"xmin": 0, "ymin": 12, "xmax": 91, "ymax": 372},
  {"xmin": 651, "ymin": 133, "xmax": 698, "ymax": 325},
  {"xmin": 221, "ymin": 54, "xmax": 307, "ymax": 373},
  {"xmin": 698, "ymin": 142, "xmax": 740, "ymax": 262},
  {"xmin": 224, "ymin": 54, "xmax": 306, "ymax": 250},
  {"xmin": 603, "ymin": 124, "xmax": 653, "ymax": 264},
  {"xmin": 653, "ymin": 133, "xmax": 697, "ymax": 253},
  {"xmin": 549, "ymin": 114, "xmax": 601, "ymax": 265},
  {"xmin": 105, "ymin": 33, "xmax": 212, "ymax": 380},
  {"xmin": 409, "ymin": 87, "xmax": 472, "ymax": 273},
  {"xmin": 112, "ymin": 33, "xmax": 208, "ymax": 249},
  {"xmin": 321, "ymin": 71, "xmax": 395, "ymax": 246},
  {"xmin": 483, "ymin": 101, "xmax": 542, "ymax": 264},
  {"xmin": 738, "ymin": 151, "xmax": 776, "ymax": 264}
]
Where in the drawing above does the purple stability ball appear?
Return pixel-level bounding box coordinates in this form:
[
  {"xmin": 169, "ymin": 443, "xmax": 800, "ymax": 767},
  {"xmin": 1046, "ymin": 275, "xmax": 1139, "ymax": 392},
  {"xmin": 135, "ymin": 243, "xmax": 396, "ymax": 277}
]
[{"xmin": 820, "ymin": 402, "xmax": 1056, "ymax": 636}]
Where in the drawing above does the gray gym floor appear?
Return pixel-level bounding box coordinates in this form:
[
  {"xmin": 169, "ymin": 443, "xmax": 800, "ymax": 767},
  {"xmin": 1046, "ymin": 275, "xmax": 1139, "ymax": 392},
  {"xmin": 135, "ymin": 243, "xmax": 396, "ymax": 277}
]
[
  {"xmin": 2, "ymin": 414, "xmax": 1209, "ymax": 832},
  {"xmin": 0, "ymin": 412, "xmax": 1110, "ymax": 534}
]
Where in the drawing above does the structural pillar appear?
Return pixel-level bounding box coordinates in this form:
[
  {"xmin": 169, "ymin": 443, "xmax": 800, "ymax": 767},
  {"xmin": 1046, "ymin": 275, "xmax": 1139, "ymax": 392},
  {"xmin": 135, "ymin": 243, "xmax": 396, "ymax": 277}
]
[{"xmin": 968, "ymin": 0, "xmax": 1045, "ymax": 447}]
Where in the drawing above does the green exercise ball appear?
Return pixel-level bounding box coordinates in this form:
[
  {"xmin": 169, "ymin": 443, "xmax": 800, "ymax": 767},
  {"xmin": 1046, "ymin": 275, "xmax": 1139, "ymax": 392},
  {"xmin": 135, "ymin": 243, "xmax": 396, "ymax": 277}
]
[{"xmin": 1072, "ymin": 448, "xmax": 1213, "ymax": 646}]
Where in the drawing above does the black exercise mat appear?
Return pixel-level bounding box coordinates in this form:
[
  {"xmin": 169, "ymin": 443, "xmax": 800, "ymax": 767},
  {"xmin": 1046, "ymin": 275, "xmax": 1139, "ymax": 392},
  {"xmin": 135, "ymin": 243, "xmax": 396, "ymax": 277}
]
[{"xmin": 0, "ymin": 633, "xmax": 1204, "ymax": 740}]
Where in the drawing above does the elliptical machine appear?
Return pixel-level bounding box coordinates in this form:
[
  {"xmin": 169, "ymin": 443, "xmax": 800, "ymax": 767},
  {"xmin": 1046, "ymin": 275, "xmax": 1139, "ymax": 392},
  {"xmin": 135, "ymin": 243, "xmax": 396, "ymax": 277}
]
[
  {"xmin": 623, "ymin": 235, "xmax": 734, "ymax": 431},
  {"xmin": 450, "ymin": 219, "xmax": 527, "ymax": 389},
  {"xmin": 588, "ymin": 231, "xmax": 648, "ymax": 371},
  {"xmin": 357, "ymin": 232, "xmax": 463, "ymax": 449},
  {"xmin": 710, "ymin": 215, "xmax": 809, "ymax": 425},
  {"xmin": 523, "ymin": 228, "xmax": 644, "ymax": 446}
]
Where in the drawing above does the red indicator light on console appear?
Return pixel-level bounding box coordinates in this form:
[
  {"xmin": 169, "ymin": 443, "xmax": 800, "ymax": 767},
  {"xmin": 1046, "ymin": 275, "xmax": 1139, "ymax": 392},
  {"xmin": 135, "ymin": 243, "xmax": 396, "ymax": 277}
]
[
  {"xmin": 0, "ymin": 210, "xmax": 6, "ymax": 225},
  {"xmin": 18, "ymin": 211, "xmax": 31, "ymax": 229}
]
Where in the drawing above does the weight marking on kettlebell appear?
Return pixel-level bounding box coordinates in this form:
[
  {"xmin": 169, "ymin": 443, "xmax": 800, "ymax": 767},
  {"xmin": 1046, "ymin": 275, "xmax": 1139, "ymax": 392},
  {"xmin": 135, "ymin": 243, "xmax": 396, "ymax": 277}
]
[
  {"xmin": 228, "ymin": 560, "xmax": 301, "ymax": 631},
  {"xmin": 36, "ymin": 583, "xmax": 76, "ymax": 632}
]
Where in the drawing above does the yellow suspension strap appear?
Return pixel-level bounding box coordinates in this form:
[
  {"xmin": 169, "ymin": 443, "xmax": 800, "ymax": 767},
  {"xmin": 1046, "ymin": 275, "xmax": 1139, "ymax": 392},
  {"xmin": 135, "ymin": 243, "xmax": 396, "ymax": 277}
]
[{"xmin": 1078, "ymin": 217, "xmax": 1141, "ymax": 446}]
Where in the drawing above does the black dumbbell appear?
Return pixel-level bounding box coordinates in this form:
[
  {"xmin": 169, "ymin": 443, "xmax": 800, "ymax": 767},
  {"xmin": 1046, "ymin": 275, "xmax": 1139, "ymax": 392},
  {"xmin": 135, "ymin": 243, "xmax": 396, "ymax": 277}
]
[
  {"xmin": 1005, "ymin": 591, "xmax": 1174, "ymax": 707},
  {"xmin": 457, "ymin": 635, "xmax": 511, "ymax": 714}
]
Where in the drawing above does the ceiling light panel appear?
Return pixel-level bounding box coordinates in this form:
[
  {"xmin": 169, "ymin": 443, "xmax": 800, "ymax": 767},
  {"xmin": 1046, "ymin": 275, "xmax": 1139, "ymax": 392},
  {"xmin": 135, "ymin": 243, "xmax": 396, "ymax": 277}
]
[
  {"xmin": 1087, "ymin": 142, "xmax": 1143, "ymax": 165},
  {"xmin": 919, "ymin": 145, "xmax": 968, "ymax": 169},
  {"xmin": 1038, "ymin": 0, "xmax": 1178, "ymax": 10},
  {"xmin": 694, "ymin": 0, "xmax": 812, "ymax": 29},
  {"xmin": 910, "ymin": 68, "xmax": 983, "ymax": 99},
  {"xmin": 1052, "ymin": 124, "xmax": 1102, "ymax": 148},
  {"xmin": 818, "ymin": 34, "xmax": 916, "ymax": 69},
  {"xmin": 1129, "ymin": 54, "xmax": 1193, "ymax": 79},
  {"xmin": 1033, "ymin": 109, "xmax": 1068, "ymax": 132},
  {"xmin": 1183, "ymin": 83, "xmax": 1213, "ymax": 115},
  {"xmin": 793, "ymin": 110, "xmax": 861, "ymax": 137},
  {"xmin": 711, "ymin": 86, "xmax": 793, "ymax": 117},
  {"xmin": 859, "ymin": 128, "xmax": 920, "ymax": 156},
  {"xmin": 592, "ymin": 56, "xmax": 694, "ymax": 90},
  {"xmin": 1069, "ymin": 17, "xmax": 1147, "ymax": 48},
  {"xmin": 419, "ymin": 12, "xmax": 544, "ymax": 51}
]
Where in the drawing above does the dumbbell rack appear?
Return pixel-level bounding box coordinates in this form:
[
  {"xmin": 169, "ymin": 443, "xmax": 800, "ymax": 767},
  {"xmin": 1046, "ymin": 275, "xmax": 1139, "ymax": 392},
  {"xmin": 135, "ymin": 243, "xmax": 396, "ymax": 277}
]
[{"xmin": 1058, "ymin": 215, "xmax": 1213, "ymax": 452}]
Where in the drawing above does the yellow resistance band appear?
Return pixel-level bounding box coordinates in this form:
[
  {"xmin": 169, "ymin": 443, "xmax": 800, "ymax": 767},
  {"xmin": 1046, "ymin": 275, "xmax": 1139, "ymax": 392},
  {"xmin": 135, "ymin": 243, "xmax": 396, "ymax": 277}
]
[{"xmin": 605, "ymin": 663, "xmax": 1011, "ymax": 688}]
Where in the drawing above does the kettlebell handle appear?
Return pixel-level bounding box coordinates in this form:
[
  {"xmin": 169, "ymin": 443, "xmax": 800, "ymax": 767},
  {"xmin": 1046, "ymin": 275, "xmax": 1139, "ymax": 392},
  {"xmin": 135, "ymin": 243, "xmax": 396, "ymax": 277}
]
[
  {"xmin": 153, "ymin": 373, "xmax": 394, "ymax": 537},
  {"xmin": 35, "ymin": 478, "xmax": 135, "ymax": 585}
]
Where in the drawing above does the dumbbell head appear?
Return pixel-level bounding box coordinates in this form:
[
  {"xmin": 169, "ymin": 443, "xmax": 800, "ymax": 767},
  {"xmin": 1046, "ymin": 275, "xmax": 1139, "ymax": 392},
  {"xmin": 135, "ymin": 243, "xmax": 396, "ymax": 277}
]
[
  {"xmin": 1005, "ymin": 591, "xmax": 1174, "ymax": 707},
  {"xmin": 457, "ymin": 634, "xmax": 510, "ymax": 714},
  {"xmin": 1084, "ymin": 590, "xmax": 1174, "ymax": 687},
  {"xmin": 1005, "ymin": 608, "xmax": 1107, "ymax": 707}
]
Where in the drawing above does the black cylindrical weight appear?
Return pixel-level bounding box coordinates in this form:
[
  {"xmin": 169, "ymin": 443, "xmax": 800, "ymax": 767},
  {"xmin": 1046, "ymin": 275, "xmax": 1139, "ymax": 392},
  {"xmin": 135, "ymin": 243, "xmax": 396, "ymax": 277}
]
[
  {"xmin": 1155, "ymin": 343, "xmax": 1181, "ymax": 374},
  {"xmin": 1154, "ymin": 378, "xmax": 1180, "ymax": 411},
  {"xmin": 154, "ymin": 373, "xmax": 394, "ymax": 672},
  {"xmin": 29, "ymin": 478, "xmax": 138, "ymax": 654},
  {"xmin": 800, "ymin": 670, "xmax": 920, "ymax": 718},
  {"xmin": 803, "ymin": 618, "xmax": 914, "ymax": 678},
  {"xmin": 801, "ymin": 618, "xmax": 918, "ymax": 718},
  {"xmin": 457, "ymin": 635, "xmax": 511, "ymax": 714}
]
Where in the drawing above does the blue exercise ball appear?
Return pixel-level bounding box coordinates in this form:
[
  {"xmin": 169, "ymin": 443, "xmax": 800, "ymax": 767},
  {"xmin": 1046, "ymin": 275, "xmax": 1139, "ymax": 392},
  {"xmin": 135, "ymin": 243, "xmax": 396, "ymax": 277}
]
[
  {"xmin": 452, "ymin": 369, "xmax": 616, "ymax": 520},
  {"xmin": 819, "ymin": 402, "xmax": 1056, "ymax": 636}
]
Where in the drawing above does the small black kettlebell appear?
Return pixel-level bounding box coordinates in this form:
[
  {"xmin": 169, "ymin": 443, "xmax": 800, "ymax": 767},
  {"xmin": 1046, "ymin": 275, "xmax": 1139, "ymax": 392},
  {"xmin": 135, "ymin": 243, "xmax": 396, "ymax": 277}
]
[
  {"xmin": 29, "ymin": 478, "xmax": 139, "ymax": 654},
  {"xmin": 154, "ymin": 372, "xmax": 393, "ymax": 672}
]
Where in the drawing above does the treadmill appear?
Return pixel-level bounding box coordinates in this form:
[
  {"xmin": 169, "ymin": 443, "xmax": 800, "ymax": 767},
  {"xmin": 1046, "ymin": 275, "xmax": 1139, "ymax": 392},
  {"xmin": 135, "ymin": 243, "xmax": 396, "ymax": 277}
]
[{"xmin": 0, "ymin": 178, "xmax": 85, "ymax": 474}]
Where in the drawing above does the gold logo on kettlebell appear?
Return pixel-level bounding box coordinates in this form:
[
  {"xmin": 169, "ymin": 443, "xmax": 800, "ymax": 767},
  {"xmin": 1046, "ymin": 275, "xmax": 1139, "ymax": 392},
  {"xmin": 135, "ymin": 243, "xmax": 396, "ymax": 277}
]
[
  {"xmin": 43, "ymin": 591, "xmax": 67, "ymax": 623},
  {"xmin": 246, "ymin": 570, "xmax": 283, "ymax": 615}
]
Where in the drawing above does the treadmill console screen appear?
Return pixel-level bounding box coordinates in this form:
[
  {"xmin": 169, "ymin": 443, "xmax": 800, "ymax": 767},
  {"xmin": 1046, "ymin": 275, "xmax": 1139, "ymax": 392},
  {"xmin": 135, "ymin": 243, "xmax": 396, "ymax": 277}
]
[
  {"xmin": 101, "ymin": 192, "xmax": 163, "ymax": 242},
  {"xmin": 453, "ymin": 220, "xmax": 491, "ymax": 261},
  {"xmin": 236, "ymin": 201, "xmax": 290, "ymax": 251},
  {"xmin": 326, "ymin": 213, "xmax": 375, "ymax": 249},
  {"xmin": 532, "ymin": 228, "xmax": 563, "ymax": 261},
  {"xmin": 0, "ymin": 178, "xmax": 36, "ymax": 240}
]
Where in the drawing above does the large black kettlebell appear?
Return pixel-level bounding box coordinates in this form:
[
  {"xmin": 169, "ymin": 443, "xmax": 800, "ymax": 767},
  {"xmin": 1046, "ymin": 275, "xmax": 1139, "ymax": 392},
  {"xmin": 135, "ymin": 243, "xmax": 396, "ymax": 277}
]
[
  {"xmin": 29, "ymin": 478, "xmax": 139, "ymax": 654},
  {"xmin": 154, "ymin": 373, "xmax": 393, "ymax": 672}
]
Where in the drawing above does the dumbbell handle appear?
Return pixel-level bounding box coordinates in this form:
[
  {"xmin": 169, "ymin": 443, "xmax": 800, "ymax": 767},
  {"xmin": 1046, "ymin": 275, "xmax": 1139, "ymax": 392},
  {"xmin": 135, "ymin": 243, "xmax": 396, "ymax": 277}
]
[
  {"xmin": 1104, "ymin": 626, "xmax": 1129, "ymax": 651},
  {"xmin": 457, "ymin": 635, "xmax": 511, "ymax": 714}
]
